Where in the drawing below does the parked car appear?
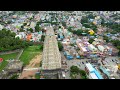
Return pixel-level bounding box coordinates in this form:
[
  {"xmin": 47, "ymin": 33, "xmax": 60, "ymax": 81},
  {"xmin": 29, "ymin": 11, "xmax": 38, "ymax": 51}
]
[
  {"xmin": 82, "ymin": 62, "xmax": 84, "ymax": 64},
  {"xmin": 112, "ymin": 59, "xmax": 114, "ymax": 62}
]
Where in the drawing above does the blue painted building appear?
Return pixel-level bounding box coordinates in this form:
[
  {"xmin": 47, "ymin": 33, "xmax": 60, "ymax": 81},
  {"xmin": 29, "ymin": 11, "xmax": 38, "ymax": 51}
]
[
  {"xmin": 86, "ymin": 63, "xmax": 103, "ymax": 79},
  {"xmin": 64, "ymin": 51, "xmax": 73, "ymax": 60}
]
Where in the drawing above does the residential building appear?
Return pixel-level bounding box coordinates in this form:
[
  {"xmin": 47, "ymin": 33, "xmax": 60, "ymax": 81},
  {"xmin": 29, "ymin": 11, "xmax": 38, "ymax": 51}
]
[{"xmin": 85, "ymin": 63, "xmax": 103, "ymax": 79}]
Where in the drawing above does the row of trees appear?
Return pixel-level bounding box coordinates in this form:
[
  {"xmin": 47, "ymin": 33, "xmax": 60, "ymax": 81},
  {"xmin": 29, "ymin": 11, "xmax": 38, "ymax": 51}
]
[
  {"xmin": 0, "ymin": 29, "xmax": 31, "ymax": 52},
  {"xmin": 58, "ymin": 41, "xmax": 63, "ymax": 51}
]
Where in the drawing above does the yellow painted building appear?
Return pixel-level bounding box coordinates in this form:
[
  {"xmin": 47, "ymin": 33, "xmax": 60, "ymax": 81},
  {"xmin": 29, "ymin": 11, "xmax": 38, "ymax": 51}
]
[{"xmin": 88, "ymin": 29, "xmax": 95, "ymax": 35}]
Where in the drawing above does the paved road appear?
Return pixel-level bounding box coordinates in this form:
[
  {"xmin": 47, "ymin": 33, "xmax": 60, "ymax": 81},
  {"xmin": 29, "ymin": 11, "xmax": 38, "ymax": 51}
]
[
  {"xmin": 104, "ymin": 56, "xmax": 120, "ymax": 65},
  {"xmin": 98, "ymin": 56, "xmax": 120, "ymax": 79},
  {"xmin": 60, "ymin": 51, "xmax": 92, "ymax": 79}
]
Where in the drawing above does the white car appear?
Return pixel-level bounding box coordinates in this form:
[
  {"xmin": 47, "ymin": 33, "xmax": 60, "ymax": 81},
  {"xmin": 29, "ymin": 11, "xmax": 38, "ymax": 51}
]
[
  {"xmin": 116, "ymin": 62, "xmax": 119, "ymax": 64},
  {"xmin": 62, "ymin": 72, "xmax": 66, "ymax": 78}
]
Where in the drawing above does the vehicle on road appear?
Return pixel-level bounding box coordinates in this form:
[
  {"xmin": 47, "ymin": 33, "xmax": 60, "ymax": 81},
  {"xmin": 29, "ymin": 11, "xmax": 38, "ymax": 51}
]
[
  {"xmin": 112, "ymin": 59, "xmax": 114, "ymax": 62},
  {"xmin": 62, "ymin": 71, "xmax": 66, "ymax": 79},
  {"xmin": 82, "ymin": 62, "xmax": 84, "ymax": 64},
  {"xmin": 101, "ymin": 60, "xmax": 105, "ymax": 65}
]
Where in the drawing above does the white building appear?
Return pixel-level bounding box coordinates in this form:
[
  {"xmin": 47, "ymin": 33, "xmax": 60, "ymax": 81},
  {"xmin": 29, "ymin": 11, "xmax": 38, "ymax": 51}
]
[
  {"xmin": 30, "ymin": 22, "xmax": 36, "ymax": 29},
  {"xmin": 85, "ymin": 63, "xmax": 103, "ymax": 79},
  {"xmin": 97, "ymin": 45, "xmax": 105, "ymax": 52},
  {"xmin": 88, "ymin": 44, "xmax": 97, "ymax": 51},
  {"xmin": 0, "ymin": 24, "xmax": 4, "ymax": 30}
]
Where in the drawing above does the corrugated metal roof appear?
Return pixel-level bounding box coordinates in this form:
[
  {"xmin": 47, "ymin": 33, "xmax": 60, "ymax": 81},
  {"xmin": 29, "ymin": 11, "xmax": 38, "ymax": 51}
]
[
  {"xmin": 85, "ymin": 63, "xmax": 94, "ymax": 72},
  {"xmin": 90, "ymin": 72, "xmax": 98, "ymax": 79}
]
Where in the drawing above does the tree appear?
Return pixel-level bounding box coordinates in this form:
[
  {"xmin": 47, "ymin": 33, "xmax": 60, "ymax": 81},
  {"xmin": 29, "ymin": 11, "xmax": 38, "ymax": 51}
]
[
  {"xmin": 110, "ymin": 40, "xmax": 120, "ymax": 56},
  {"xmin": 0, "ymin": 29, "xmax": 30, "ymax": 52},
  {"xmin": 111, "ymin": 40, "xmax": 120, "ymax": 47},
  {"xmin": 23, "ymin": 23, "xmax": 27, "ymax": 26},
  {"xmin": 87, "ymin": 14, "xmax": 95, "ymax": 19},
  {"xmin": 111, "ymin": 31, "xmax": 117, "ymax": 34},
  {"xmin": 70, "ymin": 65, "xmax": 80, "ymax": 74},
  {"xmin": 21, "ymin": 25, "xmax": 24, "ymax": 29},
  {"xmin": 101, "ymin": 18, "xmax": 105, "ymax": 26},
  {"xmin": 103, "ymin": 36, "xmax": 109, "ymax": 43},
  {"xmin": 59, "ymin": 26, "xmax": 61, "ymax": 28},
  {"xmin": 117, "ymin": 46, "xmax": 120, "ymax": 50},
  {"xmin": 79, "ymin": 70, "xmax": 86, "ymax": 76},
  {"xmin": 70, "ymin": 43, "xmax": 74, "ymax": 46},
  {"xmin": 84, "ymin": 30, "xmax": 89, "ymax": 34},
  {"xmin": 28, "ymin": 28, "xmax": 33, "ymax": 32},
  {"xmin": 35, "ymin": 24, "xmax": 41, "ymax": 32},
  {"xmin": 41, "ymin": 35, "xmax": 45, "ymax": 42},
  {"xmin": 39, "ymin": 44, "xmax": 43, "ymax": 51},
  {"xmin": 19, "ymin": 28, "xmax": 24, "ymax": 32},
  {"xmin": 7, "ymin": 20, "xmax": 12, "ymax": 24},
  {"xmin": 40, "ymin": 61, "xmax": 42, "ymax": 67},
  {"xmin": 68, "ymin": 26, "xmax": 74, "ymax": 32},
  {"xmin": 118, "ymin": 51, "xmax": 120, "ymax": 56},
  {"xmin": 62, "ymin": 22, "xmax": 66, "ymax": 27},
  {"xmin": 10, "ymin": 74, "xmax": 19, "ymax": 79},
  {"xmin": 83, "ymin": 23, "xmax": 91, "ymax": 28},
  {"xmin": 88, "ymin": 38, "xmax": 95, "ymax": 44},
  {"xmin": 58, "ymin": 41, "xmax": 63, "ymax": 51},
  {"xmin": 76, "ymin": 29, "xmax": 83, "ymax": 35}
]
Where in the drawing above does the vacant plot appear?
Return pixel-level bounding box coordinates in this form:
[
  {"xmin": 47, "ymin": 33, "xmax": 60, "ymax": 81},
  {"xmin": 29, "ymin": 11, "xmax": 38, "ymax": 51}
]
[
  {"xmin": 19, "ymin": 45, "xmax": 41, "ymax": 65},
  {"xmin": 25, "ymin": 54, "xmax": 42, "ymax": 68},
  {"xmin": 0, "ymin": 52, "xmax": 19, "ymax": 72},
  {"xmin": 19, "ymin": 70, "xmax": 38, "ymax": 79}
]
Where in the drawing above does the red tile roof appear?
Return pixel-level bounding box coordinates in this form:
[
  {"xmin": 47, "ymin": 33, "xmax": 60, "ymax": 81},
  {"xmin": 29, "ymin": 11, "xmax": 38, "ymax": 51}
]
[{"xmin": 0, "ymin": 58, "xmax": 3, "ymax": 63}]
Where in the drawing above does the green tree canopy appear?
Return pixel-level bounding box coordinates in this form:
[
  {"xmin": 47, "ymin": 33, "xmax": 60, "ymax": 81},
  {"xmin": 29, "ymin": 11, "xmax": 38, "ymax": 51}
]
[
  {"xmin": 88, "ymin": 38, "xmax": 95, "ymax": 44},
  {"xmin": 81, "ymin": 16, "xmax": 89, "ymax": 24},
  {"xmin": 0, "ymin": 29, "xmax": 30, "ymax": 52},
  {"xmin": 28, "ymin": 28, "xmax": 33, "ymax": 33},
  {"xmin": 41, "ymin": 35, "xmax": 45, "ymax": 42},
  {"xmin": 70, "ymin": 65, "xmax": 80, "ymax": 74},
  {"xmin": 58, "ymin": 41, "xmax": 63, "ymax": 51},
  {"xmin": 103, "ymin": 35, "xmax": 109, "ymax": 43}
]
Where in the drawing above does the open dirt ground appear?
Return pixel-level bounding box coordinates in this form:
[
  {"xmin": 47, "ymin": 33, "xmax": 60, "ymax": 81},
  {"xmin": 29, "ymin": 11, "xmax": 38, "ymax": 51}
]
[
  {"xmin": 19, "ymin": 53, "xmax": 42, "ymax": 79},
  {"xmin": 25, "ymin": 54, "xmax": 42, "ymax": 68}
]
